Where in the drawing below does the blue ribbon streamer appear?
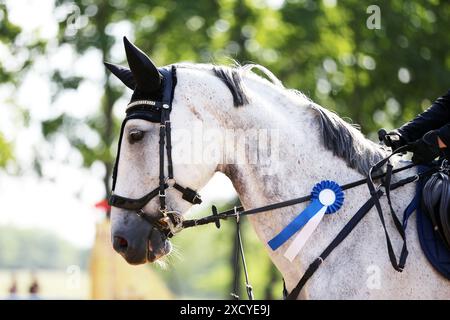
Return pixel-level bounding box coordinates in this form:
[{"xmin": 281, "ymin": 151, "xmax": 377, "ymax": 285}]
[
  {"xmin": 268, "ymin": 199, "xmax": 323, "ymax": 250},
  {"xmin": 268, "ymin": 180, "xmax": 344, "ymax": 251}
]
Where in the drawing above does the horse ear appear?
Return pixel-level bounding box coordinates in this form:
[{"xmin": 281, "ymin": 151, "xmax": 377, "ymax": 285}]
[
  {"xmin": 123, "ymin": 36, "xmax": 162, "ymax": 94},
  {"xmin": 104, "ymin": 62, "xmax": 136, "ymax": 90}
]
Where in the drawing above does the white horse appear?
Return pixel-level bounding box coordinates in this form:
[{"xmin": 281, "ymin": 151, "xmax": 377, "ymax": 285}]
[{"xmin": 108, "ymin": 38, "xmax": 450, "ymax": 299}]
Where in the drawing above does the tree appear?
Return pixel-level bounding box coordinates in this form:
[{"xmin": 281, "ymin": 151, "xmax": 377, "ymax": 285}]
[
  {"xmin": 275, "ymin": 0, "xmax": 450, "ymax": 133},
  {"xmin": 0, "ymin": 1, "xmax": 48, "ymax": 171}
]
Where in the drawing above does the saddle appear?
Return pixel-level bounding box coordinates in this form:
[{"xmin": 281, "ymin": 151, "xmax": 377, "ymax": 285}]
[
  {"xmin": 421, "ymin": 162, "xmax": 450, "ymax": 250},
  {"xmin": 416, "ymin": 161, "xmax": 450, "ymax": 279}
]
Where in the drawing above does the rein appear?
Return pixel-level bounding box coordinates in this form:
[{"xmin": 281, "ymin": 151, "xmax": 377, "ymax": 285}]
[
  {"xmin": 182, "ymin": 161, "xmax": 416, "ymax": 229},
  {"xmin": 108, "ymin": 65, "xmax": 435, "ymax": 300}
]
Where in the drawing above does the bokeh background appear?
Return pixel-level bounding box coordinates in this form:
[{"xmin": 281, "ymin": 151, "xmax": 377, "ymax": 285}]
[{"xmin": 0, "ymin": 0, "xmax": 449, "ymax": 299}]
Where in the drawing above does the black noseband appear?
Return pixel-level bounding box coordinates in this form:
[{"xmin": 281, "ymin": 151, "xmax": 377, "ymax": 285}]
[
  {"xmin": 108, "ymin": 65, "xmax": 202, "ymax": 237},
  {"xmin": 109, "ymin": 185, "xmax": 166, "ymax": 211}
]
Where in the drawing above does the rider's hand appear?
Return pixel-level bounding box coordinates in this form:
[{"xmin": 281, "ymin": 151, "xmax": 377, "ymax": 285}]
[
  {"xmin": 438, "ymin": 136, "xmax": 450, "ymax": 159},
  {"xmin": 438, "ymin": 136, "xmax": 447, "ymax": 148},
  {"xmin": 378, "ymin": 129, "xmax": 407, "ymax": 151},
  {"xmin": 408, "ymin": 130, "xmax": 441, "ymax": 164}
]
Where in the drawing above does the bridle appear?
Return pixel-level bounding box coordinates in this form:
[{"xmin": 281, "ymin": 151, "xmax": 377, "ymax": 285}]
[
  {"xmin": 107, "ymin": 64, "xmax": 438, "ymax": 299},
  {"xmin": 109, "ymin": 65, "xmax": 202, "ymax": 238},
  {"xmin": 108, "ymin": 64, "xmax": 254, "ymax": 299}
]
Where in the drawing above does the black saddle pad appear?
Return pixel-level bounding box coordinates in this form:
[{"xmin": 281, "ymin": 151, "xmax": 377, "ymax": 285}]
[{"xmin": 414, "ymin": 165, "xmax": 450, "ymax": 279}]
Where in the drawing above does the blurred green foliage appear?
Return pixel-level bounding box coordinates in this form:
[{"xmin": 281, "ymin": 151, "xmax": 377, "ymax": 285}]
[
  {"xmin": 0, "ymin": 226, "xmax": 89, "ymax": 270},
  {"xmin": 0, "ymin": 2, "xmax": 47, "ymax": 170},
  {"xmin": 0, "ymin": 3, "xmax": 18, "ymax": 168},
  {"xmin": 0, "ymin": 134, "xmax": 13, "ymax": 167}
]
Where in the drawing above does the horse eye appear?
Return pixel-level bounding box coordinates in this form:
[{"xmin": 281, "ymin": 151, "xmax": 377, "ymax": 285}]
[{"xmin": 128, "ymin": 129, "xmax": 145, "ymax": 143}]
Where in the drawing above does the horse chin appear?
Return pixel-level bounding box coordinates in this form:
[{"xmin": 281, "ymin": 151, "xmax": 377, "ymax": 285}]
[{"xmin": 147, "ymin": 239, "xmax": 172, "ymax": 262}]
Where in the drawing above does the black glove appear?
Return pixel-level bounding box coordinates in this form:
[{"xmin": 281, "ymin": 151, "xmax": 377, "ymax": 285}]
[
  {"xmin": 408, "ymin": 130, "xmax": 441, "ymax": 164},
  {"xmin": 378, "ymin": 129, "xmax": 407, "ymax": 150}
]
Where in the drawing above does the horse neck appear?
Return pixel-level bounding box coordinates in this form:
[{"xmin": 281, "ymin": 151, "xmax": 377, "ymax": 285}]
[
  {"xmin": 211, "ymin": 74, "xmax": 385, "ymax": 292},
  {"xmin": 214, "ymin": 75, "xmax": 368, "ymax": 210}
]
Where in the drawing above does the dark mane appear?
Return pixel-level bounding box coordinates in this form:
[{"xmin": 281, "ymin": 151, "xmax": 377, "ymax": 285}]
[
  {"xmin": 213, "ymin": 66, "xmax": 249, "ymax": 107},
  {"xmin": 308, "ymin": 102, "xmax": 386, "ymax": 174}
]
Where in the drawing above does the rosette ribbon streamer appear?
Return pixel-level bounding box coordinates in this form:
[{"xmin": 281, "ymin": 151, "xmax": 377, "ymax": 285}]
[{"xmin": 268, "ymin": 180, "xmax": 344, "ymax": 261}]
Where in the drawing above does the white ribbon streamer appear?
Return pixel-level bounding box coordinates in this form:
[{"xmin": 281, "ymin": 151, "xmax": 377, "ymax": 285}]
[{"xmin": 283, "ymin": 206, "xmax": 327, "ymax": 262}]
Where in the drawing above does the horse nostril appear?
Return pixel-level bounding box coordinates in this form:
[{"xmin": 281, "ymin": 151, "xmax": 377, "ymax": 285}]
[{"xmin": 113, "ymin": 236, "xmax": 129, "ymax": 253}]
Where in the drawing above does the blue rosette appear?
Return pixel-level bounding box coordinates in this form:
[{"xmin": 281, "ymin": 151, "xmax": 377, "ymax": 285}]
[
  {"xmin": 310, "ymin": 180, "xmax": 344, "ymax": 214},
  {"xmin": 268, "ymin": 180, "xmax": 345, "ymax": 251}
]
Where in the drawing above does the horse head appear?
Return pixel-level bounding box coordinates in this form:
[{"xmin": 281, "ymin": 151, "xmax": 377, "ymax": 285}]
[{"xmin": 106, "ymin": 37, "xmax": 221, "ymax": 264}]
